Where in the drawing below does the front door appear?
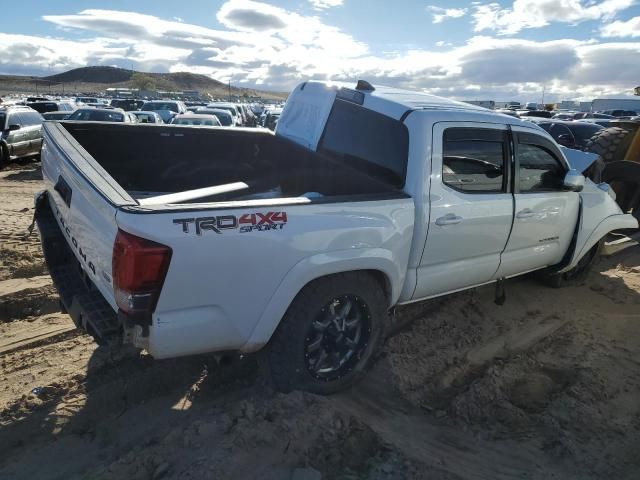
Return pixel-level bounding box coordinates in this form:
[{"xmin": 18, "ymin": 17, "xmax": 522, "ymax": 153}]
[
  {"xmin": 5, "ymin": 112, "xmax": 28, "ymax": 158},
  {"xmin": 496, "ymin": 127, "xmax": 579, "ymax": 278},
  {"xmin": 413, "ymin": 122, "xmax": 513, "ymax": 299}
]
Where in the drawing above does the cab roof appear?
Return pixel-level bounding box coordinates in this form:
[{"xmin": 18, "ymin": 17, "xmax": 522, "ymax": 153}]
[{"xmin": 300, "ymin": 80, "xmax": 528, "ymax": 125}]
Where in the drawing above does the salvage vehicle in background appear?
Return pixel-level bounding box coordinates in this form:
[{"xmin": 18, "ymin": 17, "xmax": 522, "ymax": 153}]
[
  {"xmin": 42, "ymin": 112, "xmax": 73, "ymax": 121},
  {"xmin": 195, "ymin": 108, "xmax": 234, "ymax": 126},
  {"xmin": 0, "ymin": 105, "xmax": 43, "ymax": 168},
  {"xmin": 206, "ymin": 102, "xmax": 243, "ymax": 126},
  {"xmin": 66, "ymin": 108, "xmax": 133, "ymax": 123},
  {"xmin": 518, "ymin": 110, "xmax": 553, "ymax": 118},
  {"xmin": 171, "ymin": 113, "xmax": 222, "ymax": 127},
  {"xmin": 110, "ymin": 99, "xmax": 145, "ymax": 111},
  {"xmin": 130, "ymin": 111, "xmax": 164, "ymax": 124},
  {"xmin": 140, "ymin": 101, "xmax": 188, "ymax": 124},
  {"xmin": 525, "ymin": 119, "xmax": 604, "ymax": 150},
  {"xmin": 35, "ymin": 80, "xmax": 639, "ymax": 394},
  {"xmin": 573, "ymin": 112, "xmax": 615, "ymax": 120},
  {"xmin": 27, "ymin": 101, "xmax": 76, "ymax": 115},
  {"xmin": 75, "ymin": 96, "xmax": 100, "ymax": 105},
  {"xmin": 264, "ymin": 108, "xmax": 282, "ymax": 130}
]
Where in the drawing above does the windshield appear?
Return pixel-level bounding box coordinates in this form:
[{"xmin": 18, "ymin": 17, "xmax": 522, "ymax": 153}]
[
  {"xmin": 143, "ymin": 102, "xmax": 179, "ymax": 113},
  {"xmin": 0, "ymin": 113, "xmax": 5, "ymax": 129},
  {"xmin": 68, "ymin": 110, "xmax": 124, "ymax": 122},
  {"xmin": 318, "ymin": 99, "xmax": 409, "ymax": 187}
]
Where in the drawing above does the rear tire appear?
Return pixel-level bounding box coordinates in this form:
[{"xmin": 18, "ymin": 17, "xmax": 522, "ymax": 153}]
[
  {"xmin": 541, "ymin": 240, "xmax": 603, "ymax": 288},
  {"xmin": 264, "ymin": 272, "xmax": 389, "ymax": 394},
  {"xmin": 585, "ymin": 127, "xmax": 633, "ymax": 163}
]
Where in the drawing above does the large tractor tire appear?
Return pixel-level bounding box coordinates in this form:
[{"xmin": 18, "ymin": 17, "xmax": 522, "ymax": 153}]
[{"xmin": 585, "ymin": 127, "xmax": 634, "ymax": 163}]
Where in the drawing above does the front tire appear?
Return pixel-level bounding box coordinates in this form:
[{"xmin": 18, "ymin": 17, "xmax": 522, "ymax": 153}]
[
  {"xmin": 264, "ymin": 272, "xmax": 389, "ymax": 394},
  {"xmin": 541, "ymin": 240, "xmax": 602, "ymax": 288},
  {"xmin": 0, "ymin": 144, "xmax": 7, "ymax": 170}
]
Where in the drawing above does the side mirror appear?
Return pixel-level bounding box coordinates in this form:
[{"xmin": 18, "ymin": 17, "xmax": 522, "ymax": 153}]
[
  {"xmin": 563, "ymin": 169, "xmax": 585, "ymax": 192},
  {"xmin": 556, "ymin": 134, "xmax": 575, "ymax": 147},
  {"xmin": 8, "ymin": 124, "xmax": 20, "ymax": 131}
]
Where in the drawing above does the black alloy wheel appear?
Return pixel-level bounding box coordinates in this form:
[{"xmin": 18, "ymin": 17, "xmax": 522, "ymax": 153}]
[{"xmin": 304, "ymin": 295, "xmax": 371, "ymax": 381}]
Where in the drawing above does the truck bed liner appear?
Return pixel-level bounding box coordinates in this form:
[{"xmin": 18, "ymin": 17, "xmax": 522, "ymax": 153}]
[{"xmin": 54, "ymin": 122, "xmax": 401, "ymax": 207}]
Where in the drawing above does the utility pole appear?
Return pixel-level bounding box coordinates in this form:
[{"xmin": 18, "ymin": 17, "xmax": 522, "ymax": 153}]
[
  {"xmin": 228, "ymin": 79, "xmax": 231, "ymax": 101},
  {"xmin": 541, "ymin": 84, "xmax": 546, "ymax": 107}
]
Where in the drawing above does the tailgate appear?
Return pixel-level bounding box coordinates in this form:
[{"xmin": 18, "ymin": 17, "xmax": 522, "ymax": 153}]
[{"xmin": 40, "ymin": 122, "xmax": 131, "ymax": 310}]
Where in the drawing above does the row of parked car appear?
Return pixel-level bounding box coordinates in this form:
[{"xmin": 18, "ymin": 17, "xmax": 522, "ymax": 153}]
[{"xmin": 0, "ymin": 96, "xmax": 286, "ymax": 168}]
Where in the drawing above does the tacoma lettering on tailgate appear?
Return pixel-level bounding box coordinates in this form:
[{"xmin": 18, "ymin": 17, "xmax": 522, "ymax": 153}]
[{"xmin": 173, "ymin": 212, "xmax": 288, "ymax": 235}]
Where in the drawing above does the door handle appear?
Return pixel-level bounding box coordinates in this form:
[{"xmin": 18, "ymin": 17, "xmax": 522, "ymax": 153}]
[
  {"xmin": 435, "ymin": 213, "xmax": 463, "ymax": 226},
  {"xmin": 516, "ymin": 208, "xmax": 535, "ymax": 219}
]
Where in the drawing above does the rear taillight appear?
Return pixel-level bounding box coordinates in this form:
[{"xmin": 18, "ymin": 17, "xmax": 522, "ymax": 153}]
[{"xmin": 112, "ymin": 229, "xmax": 172, "ymax": 314}]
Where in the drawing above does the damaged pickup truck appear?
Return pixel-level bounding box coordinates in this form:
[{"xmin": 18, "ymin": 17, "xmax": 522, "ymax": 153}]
[{"xmin": 35, "ymin": 80, "xmax": 639, "ymax": 393}]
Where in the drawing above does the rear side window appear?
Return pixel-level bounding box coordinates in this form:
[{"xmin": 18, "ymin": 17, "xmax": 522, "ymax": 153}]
[
  {"xmin": 442, "ymin": 128, "xmax": 507, "ymax": 193},
  {"xmin": 319, "ymin": 99, "xmax": 409, "ymax": 187}
]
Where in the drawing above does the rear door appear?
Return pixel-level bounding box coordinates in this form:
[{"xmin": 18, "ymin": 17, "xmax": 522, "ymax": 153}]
[
  {"xmin": 414, "ymin": 122, "xmax": 513, "ymax": 299},
  {"xmin": 496, "ymin": 127, "xmax": 579, "ymax": 277},
  {"xmin": 23, "ymin": 111, "xmax": 43, "ymax": 155}
]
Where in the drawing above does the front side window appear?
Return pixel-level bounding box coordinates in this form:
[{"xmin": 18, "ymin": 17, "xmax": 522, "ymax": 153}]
[
  {"xmin": 7, "ymin": 113, "xmax": 22, "ymax": 127},
  {"xmin": 442, "ymin": 128, "xmax": 507, "ymax": 193},
  {"xmin": 517, "ymin": 143, "xmax": 566, "ymax": 192},
  {"xmin": 28, "ymin": 112, "xmax": 43, "ymax": 125}
]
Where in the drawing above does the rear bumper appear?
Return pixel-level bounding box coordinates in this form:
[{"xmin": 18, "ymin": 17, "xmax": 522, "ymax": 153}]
[{"xmin": 35, "ymin": 192, "xmax": 120, "ymax": 344}]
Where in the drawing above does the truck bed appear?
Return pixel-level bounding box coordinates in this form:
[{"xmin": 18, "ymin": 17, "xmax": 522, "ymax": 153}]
[{"xmin": 55, "ymin": 122, "xmax": 401, "ymax": 205}]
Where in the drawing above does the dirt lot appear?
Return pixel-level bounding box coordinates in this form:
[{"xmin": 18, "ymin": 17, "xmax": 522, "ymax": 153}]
[{"xmin": 1, "ymin": 161, "xmax": 639, "ymax": 480}]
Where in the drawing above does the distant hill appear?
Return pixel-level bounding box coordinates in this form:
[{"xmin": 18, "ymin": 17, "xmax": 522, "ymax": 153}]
[
  {"xmin": 45, "ymin": 66, "xmax": 133, "ymax": 84},
  {"xmin": 0, "ymin": 66, "xmax": 286, "ymax": 100}
]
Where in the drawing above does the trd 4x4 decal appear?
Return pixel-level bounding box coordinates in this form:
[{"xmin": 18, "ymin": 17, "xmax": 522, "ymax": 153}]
[{"xmin": 173, "ymin": 212, "xmax": 288, "ymax": 235}]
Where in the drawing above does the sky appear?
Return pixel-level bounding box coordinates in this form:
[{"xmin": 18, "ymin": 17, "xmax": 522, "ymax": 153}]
[{"xmin": 1, "ymin": 0, "xmax": 640, "ymax": 101}]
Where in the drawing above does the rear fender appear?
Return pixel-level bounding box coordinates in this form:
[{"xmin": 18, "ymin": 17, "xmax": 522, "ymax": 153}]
[{"xmin": 240, "ymin": 248, "xmax": 402, "ymax": 353}]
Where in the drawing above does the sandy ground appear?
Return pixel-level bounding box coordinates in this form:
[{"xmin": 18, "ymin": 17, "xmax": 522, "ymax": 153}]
[{"xmin": 1, "ymin": 161, "xmax": 639, "ymax": 480}]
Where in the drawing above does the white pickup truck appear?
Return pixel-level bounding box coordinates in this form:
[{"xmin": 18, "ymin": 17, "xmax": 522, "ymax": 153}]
[{"xmin": 35, "ymin": 81, "xmax": 638, "ymax": 394}]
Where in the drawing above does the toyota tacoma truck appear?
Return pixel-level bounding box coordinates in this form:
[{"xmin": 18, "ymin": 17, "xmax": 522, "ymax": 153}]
[{"xmin": 34, "ymin": 80, "xmax": 639, "ymax": 394}]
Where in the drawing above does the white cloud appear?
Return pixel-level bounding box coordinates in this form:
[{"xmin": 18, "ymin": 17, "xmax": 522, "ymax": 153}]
[
  {"xmin": 426, "ymin": 6, "xmax": 468, "ymax": 23},
  {"xmin": 601, "ymin": 15, "xmax": 640, "ymax": 37},
  {"xmin": 472, "ymin": 0, "xmax": 636, "ymax": 35},
  {"xmin": 0, "ymin": 3, "xmax": 638, "ymax": 101},
  {"xmin": 308, "ymin": 0, "xmax": 344, "ymax": 10}
]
